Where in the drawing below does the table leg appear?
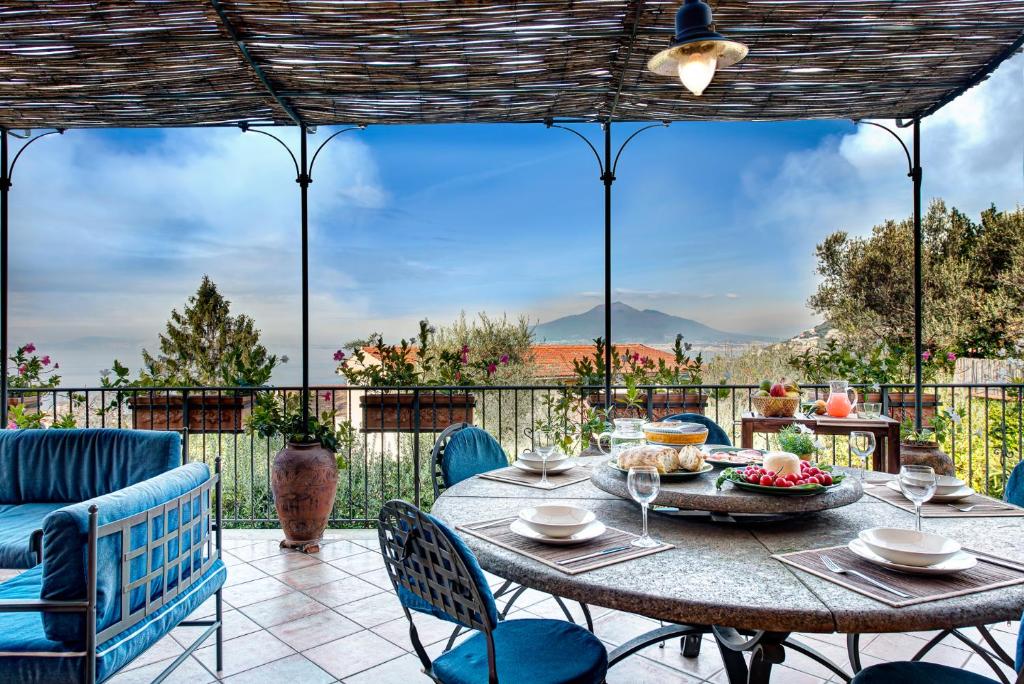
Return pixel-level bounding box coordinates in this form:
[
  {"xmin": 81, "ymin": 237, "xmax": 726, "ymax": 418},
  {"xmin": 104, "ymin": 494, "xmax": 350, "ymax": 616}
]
[
  {"xmin": 887, "ymin": 423, "xmax": 900, "ymax": 473},
  {"xmin": 741, "ymin": 421, "xmax": 754, "ymax": 449},
  {"xmin": 712, "ymin": 627, "xmax": 788, "ymax": 684}
]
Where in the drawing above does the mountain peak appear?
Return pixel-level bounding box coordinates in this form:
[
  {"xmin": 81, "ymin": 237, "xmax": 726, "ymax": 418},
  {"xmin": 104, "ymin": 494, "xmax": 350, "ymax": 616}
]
[{"xmin": 535, "ymin": 302, "xmax": 775, "ymax": 345}]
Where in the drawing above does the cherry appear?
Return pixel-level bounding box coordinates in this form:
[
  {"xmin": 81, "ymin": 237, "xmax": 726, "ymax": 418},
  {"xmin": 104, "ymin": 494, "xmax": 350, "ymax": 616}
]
[
  {"xmin": 759, "ymin": 475, "xmax": 773, "ymax": 486},
  {"xmin": 776, "ymin": 479, "xmax": 792, "ymax": 488},
  {"xmin": 821, "ymin": 473, "xmax": 833, "ymax": 485}
]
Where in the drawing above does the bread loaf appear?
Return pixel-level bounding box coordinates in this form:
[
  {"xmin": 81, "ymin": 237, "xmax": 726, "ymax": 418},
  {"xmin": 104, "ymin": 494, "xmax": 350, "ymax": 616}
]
[
  {"xmin": 617, "ymin": 444, "xmax": 679, "ymax": 473},
  {"xmin": 676, "ymin": 445, "xmax": 706, "ymax": 472}
]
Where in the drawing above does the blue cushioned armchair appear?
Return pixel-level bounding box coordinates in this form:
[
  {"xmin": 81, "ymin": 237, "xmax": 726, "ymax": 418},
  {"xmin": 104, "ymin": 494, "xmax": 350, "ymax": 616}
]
[
  {"xmin": 0, "ymin": 458, "xmax": 226, "ymax": 683},
  {"xmin": 0, "ymin": 429, "xmax": 182, "ymax": 569}
]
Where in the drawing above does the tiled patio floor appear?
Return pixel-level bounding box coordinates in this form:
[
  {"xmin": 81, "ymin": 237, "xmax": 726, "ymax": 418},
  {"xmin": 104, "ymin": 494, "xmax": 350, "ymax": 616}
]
[{"xmin": 22, "ymin": 529, "xmax": 1016, "ymax": 683}]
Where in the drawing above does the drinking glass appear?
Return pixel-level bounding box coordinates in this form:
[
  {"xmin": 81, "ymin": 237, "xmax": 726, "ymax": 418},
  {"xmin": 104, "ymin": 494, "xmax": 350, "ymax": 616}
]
[
  {"xmin": 849, "ymin": 431, "xmax": 876, "ymax": 476},
  {"xmin": 627, "ymin": 466, "xmax": 661, "ymax": 548},
  {"xmin": 898, "ymin": 464, "xmax": 937, "ymax": 531},
  {"xmin": 859, "ymin": 402, "xmax": 882, "ymax": 419},
  {"xmin": 535, "ymin": 445, "xmax": 556, "ymax": 485}
]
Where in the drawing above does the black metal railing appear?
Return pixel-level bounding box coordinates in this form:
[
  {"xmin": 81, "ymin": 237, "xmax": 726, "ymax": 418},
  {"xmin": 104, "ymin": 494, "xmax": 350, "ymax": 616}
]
[{"xmin": 7, "ymin": 382, "xmax": 1023, "ymax": 527}]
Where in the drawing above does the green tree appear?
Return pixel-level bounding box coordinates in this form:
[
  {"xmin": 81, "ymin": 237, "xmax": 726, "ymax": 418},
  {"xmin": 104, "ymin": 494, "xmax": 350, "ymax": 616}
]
[
  {"xmin": 433, "ymin": 312, "xmax": 535, "ymax": 384},
  {"xmin": 809, "ymin": 201, "xmax": 1024, "ymax": 356},
  {"xmin": 142, "ymin": 276, "xmax": 277, "ymax": 385}
]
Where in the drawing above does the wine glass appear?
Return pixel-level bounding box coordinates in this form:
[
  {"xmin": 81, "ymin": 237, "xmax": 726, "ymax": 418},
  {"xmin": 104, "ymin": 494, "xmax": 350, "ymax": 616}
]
[
  {"xmin": 627, "ymin": 466, "xmax": 661, "ymax": 548},
  {"xmin": 849, "ymin": 431, "xmax": 876, "ymax": 481},
  {"xmin": 898, "ymin": 464, "xmax": 937, "ymax": 531}
]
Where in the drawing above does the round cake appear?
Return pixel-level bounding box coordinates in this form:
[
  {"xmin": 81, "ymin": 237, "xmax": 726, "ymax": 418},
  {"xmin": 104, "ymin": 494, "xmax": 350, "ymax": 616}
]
[{"xmin": 643, "ymin": 421, "xmax": 709, "ymax": 447}]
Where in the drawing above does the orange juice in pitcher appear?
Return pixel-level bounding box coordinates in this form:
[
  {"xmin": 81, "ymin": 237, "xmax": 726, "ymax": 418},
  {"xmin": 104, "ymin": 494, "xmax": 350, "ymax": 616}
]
[{"xmin": 825, "ymin": 380, "xmax": 858, "ymax": 418}]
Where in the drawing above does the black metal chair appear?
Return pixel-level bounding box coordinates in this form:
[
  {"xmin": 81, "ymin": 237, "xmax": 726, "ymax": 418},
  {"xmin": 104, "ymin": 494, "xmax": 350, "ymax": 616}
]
[
  {"xmin": 377, "ymin": 500, "xmax": 608, "ymax": 684},
  {"xmin": 430, "ymin": 423, "xmax": 593, "ymax": 641}
]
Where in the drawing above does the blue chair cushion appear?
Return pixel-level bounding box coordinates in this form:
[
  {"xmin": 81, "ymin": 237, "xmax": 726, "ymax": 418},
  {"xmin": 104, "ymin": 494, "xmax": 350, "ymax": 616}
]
[
  {"xmin": 1004, "ymin": 460, "xmax": 1024, "ymax": 508},
  {"xmin": 0, "ymin": 503, "xmax": 63, "ymax": 569},
  {"xmin": 40, "ymin": 462, "xmax": 211, "ymax": 644},
  {"xmin": 1017, "ymin": 609, "xmax": 1023, "ymax": 672},
  {"xmin": 663, "ymin": 413, "xmax": 731, "ymax": 446},
  {"xmin": 442, "ymin": 427, "xmax": 508, "ymax": 488},
  {"xmin": 0, "ymin": 560, "xmax": 226, "ymax": 684},
  {"xmin": 432, "ymin": 618, "xmax": 608, "ymax": 684},
  {"xmin": 395, "ymin": 512, "xmax": 499, "ymax": 630},
  {"xmin": 0, "ymin": 429, "xmax": 181, "ymax": 503},
  {"xmin": 851, "ymin": 661, "xmax": 998, "ymax": 684}
]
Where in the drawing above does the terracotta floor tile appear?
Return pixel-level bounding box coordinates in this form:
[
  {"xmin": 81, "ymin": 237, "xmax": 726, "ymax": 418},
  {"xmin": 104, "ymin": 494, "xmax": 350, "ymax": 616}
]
[
  {"xmin": 269, "ymin": 609, "xmax": 363, "ymax": 651},
  {"xmin": 304, "ymin": 630, "xmax": 406, "ymax": 680},
  {"xmin": 240, "ymin": 591, "xmax": 329, "ymax": 628}
]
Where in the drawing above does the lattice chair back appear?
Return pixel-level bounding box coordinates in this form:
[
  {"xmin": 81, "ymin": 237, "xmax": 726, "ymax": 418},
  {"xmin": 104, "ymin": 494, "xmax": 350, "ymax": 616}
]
[
  {"xmin": 663, "ymin": 412, "xmax": 732, "ymax": 446},
  {"xmin": 431, "ymin": 423, "xmax": 509, "ymax": 498},
  {"xmin": 378, "ymin": 500, "xmax": 498, "ymax": 632}
]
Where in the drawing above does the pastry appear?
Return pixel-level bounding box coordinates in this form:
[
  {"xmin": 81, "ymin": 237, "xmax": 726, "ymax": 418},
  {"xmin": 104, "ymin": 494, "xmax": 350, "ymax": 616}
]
[{"xmin": 617, "ymin": 444, "xmax": 680, "ymax": 473}]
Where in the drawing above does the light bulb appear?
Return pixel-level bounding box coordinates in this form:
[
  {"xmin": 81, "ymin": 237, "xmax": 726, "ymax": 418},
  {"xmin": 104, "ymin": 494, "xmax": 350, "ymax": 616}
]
[{"xmin": 676, "ymin": 49, "xmax": 718, "ymax": 96}]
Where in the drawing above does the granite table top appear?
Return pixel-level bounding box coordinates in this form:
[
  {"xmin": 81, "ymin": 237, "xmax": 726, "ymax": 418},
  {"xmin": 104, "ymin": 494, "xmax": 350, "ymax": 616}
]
[{"xmin": 432, "ymin": 457, "xmax": 1024, "ymax": 635}]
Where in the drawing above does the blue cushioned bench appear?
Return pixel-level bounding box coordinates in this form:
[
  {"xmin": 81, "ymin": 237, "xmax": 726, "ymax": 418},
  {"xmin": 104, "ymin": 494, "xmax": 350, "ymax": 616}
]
[
  {"xmin": 0, "ymin": 429, "xmax": 181, "ymax": 569},
  {"xmin": 0, "ymin": 458, "xmax": 226, "ymax": 684}
]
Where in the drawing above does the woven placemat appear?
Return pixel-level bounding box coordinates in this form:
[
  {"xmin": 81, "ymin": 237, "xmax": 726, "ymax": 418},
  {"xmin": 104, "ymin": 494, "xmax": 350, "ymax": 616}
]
[
  {"xmin": 864, "ymin": 482, "xmax": 1024, "ymax": 518},
  {"xmin": 477, "ymin": 465, "xmax": 591, "ymax": 490},
  {"xmin": 776, "ymin": 544, "xmax": 1024, "ymax": 608},
  {"xmin": 457, "ymin": 516, "xmax": 673, "ymax": 575}
]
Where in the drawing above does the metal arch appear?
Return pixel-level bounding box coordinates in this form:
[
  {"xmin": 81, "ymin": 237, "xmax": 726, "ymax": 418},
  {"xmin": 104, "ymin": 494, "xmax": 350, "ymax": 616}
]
[
  {"xmin": 308, "ymin": 125, "xmax": 366, "ymax": 181},
  {"xmin": 6, "ymin": 128, "xmax": 65, "ymax": 187},
  {"xmin": 611, "ymin": 121, "xmax": 670, "ymax": 176},
  {"xmin": 545, "ymin": 120, "xmax": 605, "ymax": 176},
  {"xmin": 854, "ymin": 120, "xmax": 913, "ymax": 176},
  {"xmin": 240, "ymin": 125, "xmax": 300, "ymax": 178}
]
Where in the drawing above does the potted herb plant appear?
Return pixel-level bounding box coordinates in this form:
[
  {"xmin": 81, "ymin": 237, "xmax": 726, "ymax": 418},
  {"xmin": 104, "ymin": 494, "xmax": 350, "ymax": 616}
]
[
  {"xmin": 776, "ymin": 424, "xmax": 821, "ymax": 461},
  {"xmin": 790, "ymin": 340, "xmax": 948, "ymax": 424},
  {"xmin": 6, "ymin": 342, "xmax": 60, "ymax": 410},
  {"xmin": 899, "ymin": 408, "xmax": 957, "ymax": 476},
  {"xmin": 247, "ymin": 391, "xmax": 356, "ymax": 552},
  {"xmin": 338, "ymin": 319, "xmax": 509, "ymax": 432}
]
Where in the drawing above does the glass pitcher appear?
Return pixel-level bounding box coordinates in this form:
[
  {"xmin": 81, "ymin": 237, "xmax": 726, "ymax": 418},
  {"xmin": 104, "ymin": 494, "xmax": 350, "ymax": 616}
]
[
  {"xmin": 825, "ymin": 380, "xmax": 858, "ymax": 418},
  {"xmin": 597, "ymin": 418, "xmax": 647, "ymax": 457}
]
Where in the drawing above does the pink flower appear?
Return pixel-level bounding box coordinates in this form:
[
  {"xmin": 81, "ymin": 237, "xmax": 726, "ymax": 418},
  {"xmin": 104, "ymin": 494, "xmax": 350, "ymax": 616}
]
[
  {"xmin": 17, "ymin": 364, "xmax": 27, "ymax": 375},
  {"xmin": 333, "ymin": 349, "xmax": 346, "ymax": 362},
  {"xmin": 631, "ymin": 352, "xmax": 640, "ymax": 362},
  {"xmin": 460, "ymin": 345, "xmax": 469, "ymax": 364},
  {"xmin": 921, "ymin": 350, "xmax": 932, "ymax": 361},
  {"xmin": 487, "ymin": 362, "xmax": 497, "ymax": 376},
  {"xmin": 23, "ymin": 343, "xmax": 35, "ymax": 354},
  {"xmin": 455, "ymin": 370, "xmax": 462, "ymax": 382},
  {"xmin": 41, "ymin": 355, "xmax": 51, "ymax": 366},
  {"xmin": 53, "ymin": 363, "xmax": 59, "ymax": 370},
  {"xmin": 6, "ymin": 421, "xmax": 16, "ymax": 430},
  {"xmin": 640, "ymin": 356, "xmax": 649, "ymax": 365},
  {"xmin": 947, "ymin": 352, "xmax": 957, "ymax": 362},
  {"xmin": 322, "ymin": 391, "xmax": 333, "ymax": 402},
  {"xmin": 500, "ymin": 354, "xmax": 509, "ymax": 365}
]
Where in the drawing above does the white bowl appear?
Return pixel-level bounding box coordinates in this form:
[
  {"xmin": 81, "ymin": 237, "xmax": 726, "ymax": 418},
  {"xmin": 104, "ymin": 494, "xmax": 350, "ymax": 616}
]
[
  {"xmin": 518, "ymin": 504, "xmax": 596, "ymax": 539},
  {"xmin": 517, "ymin": 451, "xmax": 569, "ymax": 471},
  {"xmin": 933, "ymin": 475, "xmax": 967, "ymax": 496},
  {"xmin": 857, "ymin": 527, "xmax": 962, "ymax": 567}
]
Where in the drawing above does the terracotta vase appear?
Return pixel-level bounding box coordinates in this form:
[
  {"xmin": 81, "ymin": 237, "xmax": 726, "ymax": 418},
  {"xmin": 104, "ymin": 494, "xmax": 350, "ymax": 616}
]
[
  {"xmin": 271, "ymin": 441, "xmax": 339, "ymax": 552},
  {"xmin": 899, "ymin": 441, "xmax": 955, "ymax": 476}
]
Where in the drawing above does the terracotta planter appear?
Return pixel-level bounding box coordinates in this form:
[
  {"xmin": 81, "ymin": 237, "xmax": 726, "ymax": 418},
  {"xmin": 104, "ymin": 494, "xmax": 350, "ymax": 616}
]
[
  {"xmin": 128, "ymin": 393, "xmax": 251, "ymax": 433},
  {"xmin": 899, "ymin": 441, "xmax": 955, "ymax": 476},
  {"xmin": 6, "ymin": 394, "xmax": 42, "ymax": 411},
  {"xmin": 864, "ymin": 391, "xmax": 938, "ymax": 425},
  {"xmin": 359, "ymin": 392, "xmax": 475, "ymax": 432},
  {"xmin": 586, "ymin": 392, "xmax": 708, "ymax": 419},
  {"xmin": 271, "ymin": 441, "xmax": 339, "ymax": 552}
]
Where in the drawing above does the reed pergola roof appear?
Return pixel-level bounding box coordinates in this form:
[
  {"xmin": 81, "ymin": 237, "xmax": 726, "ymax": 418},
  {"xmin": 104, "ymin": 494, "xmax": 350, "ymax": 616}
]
[{"xmin": 1, "ymin": 0, "xmax": 1022, "ymax": 129}]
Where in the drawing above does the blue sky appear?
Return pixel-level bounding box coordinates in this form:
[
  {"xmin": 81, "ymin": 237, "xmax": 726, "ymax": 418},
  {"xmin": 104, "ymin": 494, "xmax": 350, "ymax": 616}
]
[{"xmin": 7, "ymin": 55, "xmax": 1023, "ymax": 386}]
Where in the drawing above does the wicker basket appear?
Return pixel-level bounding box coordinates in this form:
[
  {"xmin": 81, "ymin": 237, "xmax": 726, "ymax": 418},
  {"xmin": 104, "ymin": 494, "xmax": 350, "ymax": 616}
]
[{"xmin": 751, "ymin": 395, "xmax": 800, "ymax": 417}]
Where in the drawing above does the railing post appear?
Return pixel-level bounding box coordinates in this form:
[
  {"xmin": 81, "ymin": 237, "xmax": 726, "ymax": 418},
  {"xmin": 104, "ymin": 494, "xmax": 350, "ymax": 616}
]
[
  {"xmin": 182, "ymin": 389, "xmax": 190, "ymax": 464},
  {"xmin": 412, "ymin": 388, "xmax": 421, "ymax": 507},
  {"xmin": 0, "ymin": 128, "xmax": 7, "ymax": 427}
]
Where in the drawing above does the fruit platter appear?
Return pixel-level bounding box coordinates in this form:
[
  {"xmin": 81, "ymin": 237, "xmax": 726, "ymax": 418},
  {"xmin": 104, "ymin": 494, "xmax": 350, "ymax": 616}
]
[
  {"xmin": 717, "ymin": 452, "xmax": 845, "ymax": 497},
  {"xmin": 702, "ymin": 446, "xmax": 763, "ymax": 468}
]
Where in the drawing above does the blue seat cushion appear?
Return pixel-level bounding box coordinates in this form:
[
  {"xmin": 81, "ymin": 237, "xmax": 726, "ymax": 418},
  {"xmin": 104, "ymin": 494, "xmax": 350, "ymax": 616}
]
[
  {"xmin": 0, "ymin": 560, "xmax": 226, "ymax": 684},
  {"xmin": 433, "ymin": 618, "xmax": 607, "ymax": 684},
  {"xmin": 41, "ymin": 462, "xmax": 211, "ymax": 644},
  {"xmin": 1004, "ymin": 460, "xmax": 1024, "ymax": 508},
  {"xmin": 0, "ymin": 503, "xmax": 64, "ymax": 569},
  {"xmin": 851, "ymin": 661, "xmax": 998, "ymax": 684},
  {"xmin": 442, "ymin": 427, "xmax": 508, "ymax": 488},
  {"xmin": 663, "ymin": 413, "xmax": 731, "ymax": 446},
  {"xmin": 0, "ymin": 429, "xmax": 181, "ymax": 503}
]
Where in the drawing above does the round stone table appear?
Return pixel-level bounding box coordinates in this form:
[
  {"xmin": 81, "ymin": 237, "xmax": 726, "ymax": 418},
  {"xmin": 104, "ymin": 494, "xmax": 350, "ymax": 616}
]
[{"xmin": 432, "ymin": 456, "xmax": 1024, "ymax": 683}]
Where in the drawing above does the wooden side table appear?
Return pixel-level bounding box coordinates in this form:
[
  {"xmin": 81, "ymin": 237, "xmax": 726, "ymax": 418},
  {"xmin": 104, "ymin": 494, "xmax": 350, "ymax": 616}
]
[{"xmin": 739, "ymin": 413, "xmax": 901, "ymax": 473}]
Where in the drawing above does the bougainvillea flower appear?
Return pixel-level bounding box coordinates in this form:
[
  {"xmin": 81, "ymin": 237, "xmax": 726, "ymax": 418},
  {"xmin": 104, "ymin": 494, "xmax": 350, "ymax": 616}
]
[
  {"xmin": 921, "ymin": 350, "xmax": 932, "ymax": 361},
  {"xmin": 41, "ymin": 355, "xmax": 51, "ymax": 366},
  {"xmin": 947, "ymin": 352, "xmax": 957, "ymax": 362},
  {"xmin": 23, "ymin": 343, "xmax": 36, "ymax": 354},
  {"xmin": 500, "ymin": 354, "xmax": 509, "ymax": 365},
  {"xmin": 17, "ymin": 364, "xmax": 27, "ymax": 375},
  {"xmin": 487, "ymin": 362, "xmax": 497, "ymax": 375},
  {"xmin": 322, "ymin": 391, "xmax": 333, "ymax": 402},
  {"xmin": 333, "ymin": 349, "xmax": 346, "ymax": 362}
]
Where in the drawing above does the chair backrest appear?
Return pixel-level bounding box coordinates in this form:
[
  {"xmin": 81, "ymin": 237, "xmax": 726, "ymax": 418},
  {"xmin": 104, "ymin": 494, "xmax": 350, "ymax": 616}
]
[
  {"xmin": 0, "ymin": 428, "xmax": 182, "ymax": 503},
  {"xmin": 1004, "ymin": 460, "xmax": 1024, "ymax": 508},
  {"xmin": 662, "ymin": 413, "xmax": 732, "ymax": 446},
  {"xmin": 431, "ymin": 424, "xmax": 508, "ymax": 497},
  {"xmin": 378, "ymin": 500, "xmax": 497, "ymax": 632}
]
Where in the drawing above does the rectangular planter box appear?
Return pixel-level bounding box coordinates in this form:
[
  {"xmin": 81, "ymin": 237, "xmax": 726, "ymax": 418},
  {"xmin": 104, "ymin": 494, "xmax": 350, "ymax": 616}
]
[
  {"xmin": 864, "ymin": 391, "xmax": 939, "ymax": 425},
  {"xmin": 7, "ymin": 394, "xmax": 42, "ymax": 411},
  {"xmin": 586, "ymin": 392, "xmax": 708, "ymax": 419},
  {"xmin": 359, "ymin": 392, "xmax": 475, "ymax": 432},
  {"xmin": 128, "ymin": 394, "xmax": 250, "ymax": 433}
]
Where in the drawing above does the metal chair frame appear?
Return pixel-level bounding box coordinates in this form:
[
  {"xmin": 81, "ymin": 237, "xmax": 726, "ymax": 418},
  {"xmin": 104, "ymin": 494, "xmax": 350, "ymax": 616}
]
[{"xmin": 0, "ymin": 460, "xmax": 224, "ymax": 684}]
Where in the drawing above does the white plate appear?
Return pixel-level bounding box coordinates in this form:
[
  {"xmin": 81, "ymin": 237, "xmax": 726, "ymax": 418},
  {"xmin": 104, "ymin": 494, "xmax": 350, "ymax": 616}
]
[
  {"xmin": 858, "ymin": 527, "xmax": 961, "ymax": 566},
  {"xmin": 885, "ymin": 479, "xmax": 975, "ymax": 502},
  {"xmin": 511, "ymin": 460, "xmax": 576, "ymax": 474},
  {"xmin": 509, "ymin": 519, "xmax": 606, "ymax": 546},
  {"xmin": 848, "ymin": 538, "xmax": 977, "ymax": 575}
]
